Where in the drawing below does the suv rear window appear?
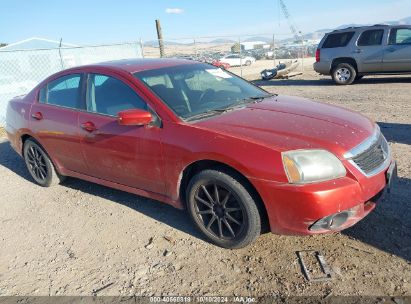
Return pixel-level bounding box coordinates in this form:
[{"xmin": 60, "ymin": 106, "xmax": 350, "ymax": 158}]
[
  {"xmin": 322, "ymin": 32, "xmax": 355, "ymax": 48},
  {"xmin": 357, "ymin": 29, "xmax": 384, "ymax": 46}
]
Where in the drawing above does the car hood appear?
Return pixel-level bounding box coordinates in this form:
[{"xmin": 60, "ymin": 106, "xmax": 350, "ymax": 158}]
[{"xmin": 193, "ymin": 95, "xmax": 375, "ymax": 157}]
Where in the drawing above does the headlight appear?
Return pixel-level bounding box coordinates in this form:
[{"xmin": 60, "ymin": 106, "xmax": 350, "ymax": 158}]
[{"xmin": 282, "ymin": 149, "xmax": 346, "ymax": 184}]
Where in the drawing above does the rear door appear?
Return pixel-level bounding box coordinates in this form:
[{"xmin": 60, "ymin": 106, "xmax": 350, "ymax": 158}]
[
  {"xmin": 383, "ymin": 27, "xmax": 411, "ymax": 72},
  {"xmin": 354, "ymin": 29, "xmax": 385, "ymax": 73},
  {"xmin": 78, "ymin": 73, "xmax": 165, "ymax": 194},
  {"xmin": 29, "ymin": 73, "xmax": 88, "ymax": 173}
]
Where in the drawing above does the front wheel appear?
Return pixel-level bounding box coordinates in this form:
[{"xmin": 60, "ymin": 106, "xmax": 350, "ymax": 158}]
[
  {"xmin": 331, "ymin": 63, "xmax": 357, "ymax": 85},
  {"xmin": 23, "ymin": 139, "xmax": 65, "ymax": 187},
  {"xmin": 245, "ymin": 60, "xmax": 252, "ymax": 66},
  {"xmin": 186, "ymin": 169, "xmax": 261, "ymax": 248}
]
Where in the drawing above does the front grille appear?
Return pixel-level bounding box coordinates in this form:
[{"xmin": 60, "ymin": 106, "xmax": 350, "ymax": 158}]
[{"xmin": 350, "ymin": 134, "xmax": 389, "ymax": 175}]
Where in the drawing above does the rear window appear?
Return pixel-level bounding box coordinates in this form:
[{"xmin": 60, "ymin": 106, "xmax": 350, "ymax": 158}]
[
  {"xmin": 39, "ymin": 74, "xmax": 82, "ymax": 109},
  {"xmin": 322, "ymin": 32, "xmax": 355, "ymax": 48}
]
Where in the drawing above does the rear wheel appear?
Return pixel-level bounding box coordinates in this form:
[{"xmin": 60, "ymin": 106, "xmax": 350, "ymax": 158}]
[
  {"xmin": 186, "ymin": 169, "xmax": 261, "ymax": 248},
  {"xmin": 331, "ymin": 63, "xmax": 356, "ymax": 85},
  {"xmin": 23, "ymin": 139, "xmax": 65, "ymax": 187},
  {"xmin": 245, "ymin": 60, "xmax": 252, "ymax": 66}
]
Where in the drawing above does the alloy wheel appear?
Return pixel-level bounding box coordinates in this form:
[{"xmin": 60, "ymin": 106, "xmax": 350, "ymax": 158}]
[
  {"xmin": 193, "ymin": 182, "xmax": 245, "ymax": 239},
  {"xmin": 26, "ymin": 145, "xmax": 48, "ymax": 182},
  {"xmin": 336, "ymin": 68, "xmax": 351, "ymax": 82}
]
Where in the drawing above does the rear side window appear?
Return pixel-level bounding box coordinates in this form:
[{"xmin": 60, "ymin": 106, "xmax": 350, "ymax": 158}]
[
  {"xmin": 87, "ymin": 74, "xmax": 147, "ymax": 116},
  {"xmin": 357, "ymin": 30, "xmax": 384, "ymax": 46},
  {"xmin": 389, "ymin": 28, "xmax": 411, "ymax": 45},
  {"xmin": 39, "ymin": 74, "xmax": 82, "ymax": 109},
  {"xmin": 322, "ymin": 32, "xmax": 355, "ymax": 48}
]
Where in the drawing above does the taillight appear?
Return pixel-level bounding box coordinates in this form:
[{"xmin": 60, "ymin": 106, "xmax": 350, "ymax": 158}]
[{"xmin": 315, "ymin": 49, "xmax": 320, "ymax": 62}]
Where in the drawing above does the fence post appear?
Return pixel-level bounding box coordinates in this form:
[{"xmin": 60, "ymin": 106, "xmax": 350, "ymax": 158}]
[
  {"xmin": 155, "ymin": 19, "xmax": 165, "ymax": 58},
  {"xmin": 58, "ymin": 38, "xmax": 64, "ymax": 69},
  {"xmin": 140, "ymin": 38, "xmax": 145, "ymax": 58},
  {"xmin": 272, "ymin": 34, "xmax": 276, "ymax": 68},
  {"xmin": 301, "ymin": 39, "xmax": 305, "ymax": 74},
  {"xmin": 239, "ymin": 37, "xmax": 242, "ymax": 78}
]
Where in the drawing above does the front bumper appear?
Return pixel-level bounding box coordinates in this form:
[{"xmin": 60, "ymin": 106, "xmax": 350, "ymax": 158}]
[{"xmin": 251, "ymin": 161, "xmax": 395, "ymax": 235}]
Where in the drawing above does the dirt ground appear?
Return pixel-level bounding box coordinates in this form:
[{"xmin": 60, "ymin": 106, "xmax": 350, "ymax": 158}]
[{"xmin": 0, "ymin": 60, "xmax": 410, "ymax": 298}]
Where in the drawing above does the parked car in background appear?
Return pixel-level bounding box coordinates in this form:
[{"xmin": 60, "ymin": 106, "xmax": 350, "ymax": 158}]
[
  {"xmin": 219, "ymin": 54, "xmax": 256, "ymax": 66},
  {"xmin": 211, "ymin": 60, "xmax": 230, "ymax": 69},
  {"xmin": 314, "ymin": 24, "xmax": 411, "ymax": 84},
  {"xmin": 6, "ymin": 59, "xmax": 396, "ymax": 248}
]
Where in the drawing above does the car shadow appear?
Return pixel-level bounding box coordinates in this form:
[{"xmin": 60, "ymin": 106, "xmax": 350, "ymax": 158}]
[
  {"xmin": 252, "ymin": 78, "xmax": 334, "ymax": 87},
  {"xmin": 378, "ymin": 121, "xmax": 411, "ymax": 145},
  {"xmin": 252, "ymin": 76, "xmax": 411, "ymax": 87},
  {"xmin": 0, "ymin": 139, "xmax": 410, "ymax": 259},
  {"xmin": 342, "ymin": 176, "xmax": 411, "ymax": 262},
  {"xmin": 0, "ymin": 139, "xmax": 205, "ymax": 242}
]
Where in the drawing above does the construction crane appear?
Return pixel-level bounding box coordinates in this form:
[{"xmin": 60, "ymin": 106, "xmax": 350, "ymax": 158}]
[{"xmin": 278, "ymin": 0, "xmax": 303, "ymax": 43}]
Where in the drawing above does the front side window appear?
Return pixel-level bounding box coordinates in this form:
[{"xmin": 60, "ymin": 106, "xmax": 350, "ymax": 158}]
[
  {"xmin": 357, "ymin": 30, "xmax": 384, "ymax": 46},
  {"xmin": 39, "ymin": 74, "xmax": 82, "ymax": 109},
  {"xmin": 322, "ymin": 32, "xmax": 355, "ymax": 48},
  {"xmin": 389, "ymin": 28, "xmax": 411, "ymax": 45},
  {"xmin": 135, "ymin": 63, "xmax": 270, "ymax": 120},
  {"xmin": 87, "ymin": 74, "xmax": 147, "ymax": 116}
]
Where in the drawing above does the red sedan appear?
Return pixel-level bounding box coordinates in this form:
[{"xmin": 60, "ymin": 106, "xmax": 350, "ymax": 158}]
[
  {"xmin": 211, "ymin": 60, "xmax": 230, "ymax": 70},
  {"xmin": 6, "ymin": 59, "xmax": 396, "ymax": 248}
]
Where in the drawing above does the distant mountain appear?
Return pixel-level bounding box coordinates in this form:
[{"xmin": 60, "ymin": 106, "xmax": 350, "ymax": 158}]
[
  {"xmin": 243, "ymin": 36, "xmax": 272, "ymax": 43},
  {"xmin": 286, "ymin": 16, "xmax": 411, "ymax": 42},
  {"xmin": 209, "ymin": 38, "xmax": 236, "ymax": 44},
  {"xmin": 144, "ymin": 40, "xmax": 185, "ymax": 47},
  {"xmin": 384, "ymin": 16, "xmax": 411, "ymax": 25}
]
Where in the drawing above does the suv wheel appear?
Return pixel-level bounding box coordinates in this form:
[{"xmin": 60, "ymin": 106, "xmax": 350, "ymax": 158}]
[
  {"xmin": 186, "ymin": 169, "xmax": 261, "ymax": 249},
  {"xmin": 332, "ymin": 63, "xmax": 356, "ymax": 85}
]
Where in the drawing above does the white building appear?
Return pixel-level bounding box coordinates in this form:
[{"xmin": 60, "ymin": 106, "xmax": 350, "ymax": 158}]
[{"xmin": 240, "ymin": 41, "xmax": 270, "ymax": 50}]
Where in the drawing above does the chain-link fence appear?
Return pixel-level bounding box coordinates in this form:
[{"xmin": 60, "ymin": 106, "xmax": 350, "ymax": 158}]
[
  {"xmin": 142, "ymin": 33, "xmax": 319, "ymax": 79},
  {"xmin": 0, "ymin": 42, "xmax": 143, "ymax": 126},
  {"xmin": 0, "ymin": 34, "xmax": 321, "ymax": 127}
]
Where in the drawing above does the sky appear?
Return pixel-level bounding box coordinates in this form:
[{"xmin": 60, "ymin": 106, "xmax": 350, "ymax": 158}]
[{"xmin": 1, "ymin": 0, "xmax": 411, "ymax": 44}]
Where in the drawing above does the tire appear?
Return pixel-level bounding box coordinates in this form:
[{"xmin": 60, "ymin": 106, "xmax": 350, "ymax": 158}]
[
  {"xmin": 245, "ymin": 60, "xmax": 252, "ymax": 66},
  {"xmin": 331, "ymin": 63, "xmax": 356, "ymax": 85},
  {"xmin": 186, "ymin": 169, "xmax": 261, "ymax": 249},
  {"xmin": 23, "ymin": 139, "xmax": 65, "ymax": 187}
]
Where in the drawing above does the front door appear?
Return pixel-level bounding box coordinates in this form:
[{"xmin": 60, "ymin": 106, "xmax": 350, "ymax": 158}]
[
  {"xmin": 29, "ymin": 73, "xmax": 88, "ymax": 174},
  {"xmin": 78, "ymin": 73, "xmax": 165, "ymax": 194},
  {"xmin": 383, "ymin": 27, "xmax": 411, "ymax": 72}
]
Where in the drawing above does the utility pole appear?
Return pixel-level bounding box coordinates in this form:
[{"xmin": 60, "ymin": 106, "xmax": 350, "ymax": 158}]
[{"xmin": 155, "ymin": 19, "xmax": 165, "ymax": 57}]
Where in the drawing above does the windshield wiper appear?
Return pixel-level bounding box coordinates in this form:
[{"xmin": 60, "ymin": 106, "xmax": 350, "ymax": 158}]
[
  {"xmin": 185, "ymin": 109, "xmax": 227, "ymax": 121},
  {"xmin": 185, "ymin": 94, "xmax": 276, "ymax": 122},
  {"xmin": 242, "ymin": 93, "xmax": 276, "ymax": 103}
]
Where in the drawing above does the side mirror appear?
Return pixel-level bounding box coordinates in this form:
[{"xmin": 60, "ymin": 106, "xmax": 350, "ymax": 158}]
[{"xmin": 118, "ymin": 109, "xmax": 152, "ymax": 126}]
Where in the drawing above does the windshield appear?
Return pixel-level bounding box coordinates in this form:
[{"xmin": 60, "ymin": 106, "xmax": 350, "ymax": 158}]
[{"xmin": 134, "ymin": 63, "xmax": 270, "ymax": 120}]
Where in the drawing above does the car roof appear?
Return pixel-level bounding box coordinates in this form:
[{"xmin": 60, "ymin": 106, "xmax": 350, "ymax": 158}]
[
  {"xmin": 75, "ymin": 58, "xmax": 198, "ymax": 74},
  {"xmin": 328, "ymin": 24, "xmax": 411, "ymax": 33}
]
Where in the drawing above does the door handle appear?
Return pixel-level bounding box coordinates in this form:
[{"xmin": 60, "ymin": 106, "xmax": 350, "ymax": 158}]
[
  {"xmin": 354, "ymin": 49, "xmax": 362, "ymax": 53},
  {"xmin": 81, "ymin": 121, "xmax": 97, "ymax": 132},
  {"xmin": 31, "ymin": 112, "xmax": 43, "ymax": 120},
  {"xmin": 387, "ymin": 47, "xmax": 396, "ymax": 52}
]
